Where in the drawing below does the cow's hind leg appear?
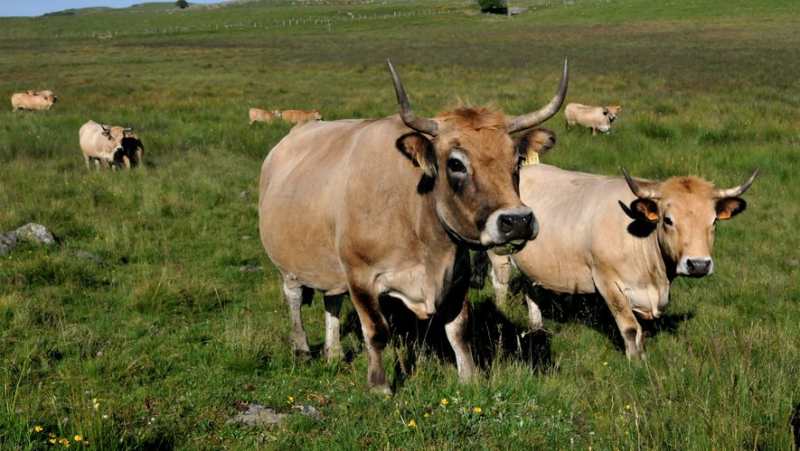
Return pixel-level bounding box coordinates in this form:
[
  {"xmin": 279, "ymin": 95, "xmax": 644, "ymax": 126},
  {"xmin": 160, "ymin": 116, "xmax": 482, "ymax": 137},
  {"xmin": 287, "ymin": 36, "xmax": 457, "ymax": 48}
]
[
  {"xmin": 524, "ymin": 293, "xmax": 544, "ymax": 332},
  {"xmin": 323, "ymin": 294, "xmax": 345, "ymax": 362},
  {"xmin": 348, "ymin": 283, "xmax": 391, "ymax": 394},
  {"xmin": 283, "ymin": 274, "xmax": 314, "ymax": 360},
  {"xmin": 596, "ymin": 280, "xmax": 644, "ymax": 358},
  {"xmin": 487, "ymin": 252, "xmax": 513, "ymax": 307}
]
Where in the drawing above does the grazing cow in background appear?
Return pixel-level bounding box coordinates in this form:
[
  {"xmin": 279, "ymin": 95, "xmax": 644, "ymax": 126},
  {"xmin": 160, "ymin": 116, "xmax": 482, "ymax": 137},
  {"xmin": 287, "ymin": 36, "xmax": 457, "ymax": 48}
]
[
  {"xmin": 564, "ymin": 103, "xmax": 622, "ymax": 135},
  {"xmin": 11, "ymin": 90, "xmax": 57, "ymax": 111},
  {"xmin": 79, "ymin": 120, "xmax": 133, "ymax": 170},
  {"xmin": 472, "ymin": 163, "xmax": 760, "ymax": 357},
  {"xmin": 249, "ymin": 107, "xmax": 282, "ymax": 125},
  {"xmin": 259, "ymin": 59, "xmax": 568, "ymax": 393},
  {"xmin": 118, "ymin": 130, "xmax": 144, "ymax": 168},
  {"xmin": 280, "ymin": 109, "xmax": 322, "ymax": 123}
]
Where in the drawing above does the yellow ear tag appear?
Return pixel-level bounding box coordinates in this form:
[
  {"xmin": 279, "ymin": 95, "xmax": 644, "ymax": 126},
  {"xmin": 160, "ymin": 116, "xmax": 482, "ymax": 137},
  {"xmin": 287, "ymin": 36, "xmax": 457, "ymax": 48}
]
[
  {"xmin": 647, "ymin": 212, "xmax": 659, "ymax": 222},
  {"xmin": 521, "ymin": 152, "xmax": 539, "ymax": 166}
]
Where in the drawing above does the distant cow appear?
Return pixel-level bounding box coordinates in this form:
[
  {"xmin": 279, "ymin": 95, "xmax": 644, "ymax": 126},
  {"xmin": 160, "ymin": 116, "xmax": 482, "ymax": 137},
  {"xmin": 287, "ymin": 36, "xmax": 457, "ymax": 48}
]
[
  {"xmin": 79, "ymin": 120, "xmax": 134, "ymax": 170},
  {"xmin": 564, "ymin": 103, "xmax": 622, "ymax": 135},
  {"xmin": 11, "ymin": 90, "xmax": 57, "ymax": 111},
  {"xmin": 118, "ymin": 130, "xmax": 144, "ymax": 168},
  {"xmin": 259, "ymin": 60, "xmax": 568, "ymax": 393},
  {"xmin": 280, "ymin": 109, "xmax": 322, "ymax": 123},
  {"xmin": 473, "ymin": 163, "xmax": 759, "ymax": 357},
  {"xmin": 249, "ymin": 108, "xmax": 282, "ymax": 125}
]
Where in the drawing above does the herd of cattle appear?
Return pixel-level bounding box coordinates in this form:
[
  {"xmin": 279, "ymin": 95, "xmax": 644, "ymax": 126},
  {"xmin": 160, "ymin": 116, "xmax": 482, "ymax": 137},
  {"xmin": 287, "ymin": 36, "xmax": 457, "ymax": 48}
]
[{"xmin": 11, "ymin": 59, "xmax": 759, "ymax": 393}]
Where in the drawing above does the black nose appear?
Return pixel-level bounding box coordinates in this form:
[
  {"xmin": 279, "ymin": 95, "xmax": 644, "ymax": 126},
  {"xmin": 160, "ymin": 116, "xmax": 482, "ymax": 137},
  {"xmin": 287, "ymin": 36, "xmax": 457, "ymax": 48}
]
[
  {"xmin": 497, "ymin": 211, "xmax": 537, "ymax": 241},
  {"xmin": 686, "ymin": 258, "xmax": 711, "ymax": 277}
]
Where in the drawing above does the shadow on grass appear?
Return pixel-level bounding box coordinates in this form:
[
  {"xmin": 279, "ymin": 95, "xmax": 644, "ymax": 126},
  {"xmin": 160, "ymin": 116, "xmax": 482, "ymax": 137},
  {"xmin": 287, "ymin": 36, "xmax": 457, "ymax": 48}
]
[
  {"xmin": 329, "ymin": 294, "xmax": 554, "ymax": 392},
  {"xmin": 516, "ymin": 276, "xmax": 694, "ymax": 355}
]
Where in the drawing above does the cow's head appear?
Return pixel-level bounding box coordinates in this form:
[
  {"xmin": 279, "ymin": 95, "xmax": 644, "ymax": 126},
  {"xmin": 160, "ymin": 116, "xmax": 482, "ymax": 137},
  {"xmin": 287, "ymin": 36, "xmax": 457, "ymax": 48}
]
[
  {"xmin": 623, "ymin": 167, "xmax": 760, "ymax": 277},
  {"xmin": 101, "ymin": 124, "xmax": 132, "ymax": 158},
  {"xmin": 390, "ymin": 59, "xmax": 568, "ymax": 251},
  {"xmin": 606, "ymin": 105, "xmax": 622, "ymax": 122},
  {"xmin": 311, "ymin": 110, "xmax": 323, "ymax": 121}
]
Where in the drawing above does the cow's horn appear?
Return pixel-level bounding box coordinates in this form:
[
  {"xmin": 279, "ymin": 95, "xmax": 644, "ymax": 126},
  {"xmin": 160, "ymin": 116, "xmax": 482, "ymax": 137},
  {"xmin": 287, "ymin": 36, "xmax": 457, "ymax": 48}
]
[
  {"xmin": 387, "ymin": 59, "xmax": 438, "ymax": 136},
  {"xmin": 621, "ymin": 167, "xmax": 659, "ymax": 199},
  {"xmin": 713, "ymin": 166, "xmax": 761, "ymax": 199},
  {"xmin": 506, "ymin": 58, "xmax": 569, "ymax": 133}
]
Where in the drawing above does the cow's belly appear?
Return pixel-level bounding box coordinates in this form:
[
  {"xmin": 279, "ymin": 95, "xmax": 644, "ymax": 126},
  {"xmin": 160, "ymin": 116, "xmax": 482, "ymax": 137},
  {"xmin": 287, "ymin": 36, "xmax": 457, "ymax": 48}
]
[
  {"xmin": 513, "ymin": 247, "xmax": 595, "ymax": 294},
  {"xmin": 260, "ymin": 189, "xmax": 348, "ymax": 295}
]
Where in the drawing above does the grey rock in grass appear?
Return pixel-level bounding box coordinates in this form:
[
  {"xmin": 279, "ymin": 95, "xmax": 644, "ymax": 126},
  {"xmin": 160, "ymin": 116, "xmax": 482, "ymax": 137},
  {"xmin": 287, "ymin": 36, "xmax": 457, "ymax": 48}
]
[
  {"xmin": 15, "ymin": 223, "xmax": 56, "ymax": 245},
  {"xmin": 75, "ymin": 251, "xmax": 110, "ymax": 266},
  {"xmin": 0, "ymin": 223, "xmax": 56, "ymax": 256},
  {"xmin": 0, "ymin": 232, "xmax": 19, "ymax": 256},
  {"xmin": 227, "ymin": 403, "xmax": 321, "ymax": 427},
  {"xmin": 227, "ymin": 404, "xmax": 287, "ymax": 426}
]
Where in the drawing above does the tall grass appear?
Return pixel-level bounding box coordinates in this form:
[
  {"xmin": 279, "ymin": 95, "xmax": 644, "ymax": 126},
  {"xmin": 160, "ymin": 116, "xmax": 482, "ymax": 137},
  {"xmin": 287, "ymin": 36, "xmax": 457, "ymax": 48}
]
[{"xmin": 1, "ymin": 0, "xmax": 798, "ymax": 449}]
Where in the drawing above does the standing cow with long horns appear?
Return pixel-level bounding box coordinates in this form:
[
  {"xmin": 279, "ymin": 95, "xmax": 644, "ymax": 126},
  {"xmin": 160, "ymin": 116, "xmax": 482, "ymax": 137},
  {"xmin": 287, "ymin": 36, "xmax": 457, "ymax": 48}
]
[
  {"xmin": 259, "ymin": 59, "xmax": 568, "ymax": 393},
  {"xmin": 472, "ymin": 163, "xmax": 760, "ymax": 357}
]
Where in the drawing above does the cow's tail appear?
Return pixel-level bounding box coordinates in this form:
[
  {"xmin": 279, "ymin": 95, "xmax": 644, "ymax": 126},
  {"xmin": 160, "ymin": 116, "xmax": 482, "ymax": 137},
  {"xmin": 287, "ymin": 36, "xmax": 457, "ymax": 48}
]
[{"xmin": 470, "ymin": 250, "xmax": 490, "ymax": 290}]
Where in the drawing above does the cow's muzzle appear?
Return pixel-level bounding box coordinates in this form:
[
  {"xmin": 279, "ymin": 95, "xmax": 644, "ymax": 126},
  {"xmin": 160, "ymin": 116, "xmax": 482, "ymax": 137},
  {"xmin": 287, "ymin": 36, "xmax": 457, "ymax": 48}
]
[
  {"xmin": 482, "ymin": 206, "xmax": 538, "ymax": 252},
  {"xmin": 679, "ymin": 257, "xmax": 714, "ymax": 277}
]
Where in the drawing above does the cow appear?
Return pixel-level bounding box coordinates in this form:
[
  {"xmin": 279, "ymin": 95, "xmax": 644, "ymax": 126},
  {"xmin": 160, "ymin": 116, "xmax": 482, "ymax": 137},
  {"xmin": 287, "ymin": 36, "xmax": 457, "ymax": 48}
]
[
  {"xmin": 280, "ymin": 109, "xmax": 322, "ymax": 123},
  {"xmin": 79, "ymin": 120, "xmax": 133, "ymax": 170},
  {"xmin": 259, "ymin": 59, "xmax": 568, "ymax": 393},
  {"xmin": 472, "ymin": 163, "xmax": 759, "ymax": 358},
  {"xmin": 564, "ymin": 103, "xmax": 622, "ymax": 135},
  {"xmin": 11, "ymin": 91, "xmax": 57, "ymax": 111},
  {"xmin": 118, "ymin": 130, "xmax": 144, "ymax": 168},
  {"xmin": 249, "ymin": 107, "xmax": 282, "ymax": 125}
]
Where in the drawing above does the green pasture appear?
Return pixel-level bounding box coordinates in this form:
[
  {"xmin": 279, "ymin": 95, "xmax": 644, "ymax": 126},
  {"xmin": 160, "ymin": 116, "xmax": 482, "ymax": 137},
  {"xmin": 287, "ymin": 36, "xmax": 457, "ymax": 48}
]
[{"xmin": 1, "ymin": 0, "xmax": 798, "ymax": 448}]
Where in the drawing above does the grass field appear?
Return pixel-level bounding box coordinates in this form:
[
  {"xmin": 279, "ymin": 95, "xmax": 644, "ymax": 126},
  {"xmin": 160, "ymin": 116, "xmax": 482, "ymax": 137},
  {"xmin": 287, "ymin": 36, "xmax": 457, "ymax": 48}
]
[{"xmin": 1, "ymin": 0, "xmax": 798, "ymax": 449}]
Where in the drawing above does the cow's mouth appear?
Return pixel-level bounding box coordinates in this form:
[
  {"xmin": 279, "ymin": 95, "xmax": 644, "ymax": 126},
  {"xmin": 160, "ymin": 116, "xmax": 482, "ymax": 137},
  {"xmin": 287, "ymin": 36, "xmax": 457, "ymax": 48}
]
[{"xmin": 490, "ymin": 239, "xmax": 527, "ymax": 255}]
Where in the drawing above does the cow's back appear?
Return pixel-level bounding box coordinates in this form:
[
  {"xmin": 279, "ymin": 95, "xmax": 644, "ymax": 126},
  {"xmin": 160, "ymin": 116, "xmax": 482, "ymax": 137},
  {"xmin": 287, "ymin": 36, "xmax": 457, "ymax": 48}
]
[
  {"xmin": 259, "ymin": 117, "xmax": 408, "ymax": 294},
  {"xmin": 511, "ymin": 164, "xmax": 637, "ymax": 293}
]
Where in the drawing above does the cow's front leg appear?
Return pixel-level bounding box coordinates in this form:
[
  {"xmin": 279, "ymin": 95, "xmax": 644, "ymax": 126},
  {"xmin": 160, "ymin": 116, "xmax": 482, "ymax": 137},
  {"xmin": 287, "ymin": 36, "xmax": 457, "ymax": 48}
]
[
  {"xmin": 349, "ymin": 285, "xmax": 391, "ymax": 394},
  {"xmin": 596, "ymin": 280, "xmax": 644, "ymax": 358},
  {"xmin": 323, "ymin": 294, "xmax": 344, "ymax": 362},
  {"xmin": 443, "ymin": 293, "xmax": 477, "ymax": 382}
]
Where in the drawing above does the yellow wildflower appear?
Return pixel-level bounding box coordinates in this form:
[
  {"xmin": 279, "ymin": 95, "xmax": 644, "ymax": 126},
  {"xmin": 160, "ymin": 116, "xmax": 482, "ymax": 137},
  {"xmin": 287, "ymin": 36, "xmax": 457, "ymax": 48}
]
[
  {"xmin": 603, "ymin": 361, "xmax": 608, "ymax": 366},
  {"xmin": 49, "ymin": 438, "xmax": 56, "ymax": 444},
  {"xmin": 423, "ymin": 412, "xmax": 430, "ymax": 418},
  {"xmin": 625, "ymin": 404, "xmax": 631, "ymax": 410},
  {"xmin": 34, "ymin": 425, "xmax": 44, "ymax": 432},
  {"xmin": 441, "ymin": 398, "xmax": 448, "ymax": 406},
  {"xmin": 473, "ymin": 407, "xmax": 482, "ymax": 414},
  {"xmin": 74, "ymin": 434, "xmax": 83, "ymax": 441},
  {"xmin": 287, "ymin": 396, "xmax": 294, "ymax": 404},
  {"xmin": 407, "ymin": 420, "xmax": 417, "ymax": 427}
]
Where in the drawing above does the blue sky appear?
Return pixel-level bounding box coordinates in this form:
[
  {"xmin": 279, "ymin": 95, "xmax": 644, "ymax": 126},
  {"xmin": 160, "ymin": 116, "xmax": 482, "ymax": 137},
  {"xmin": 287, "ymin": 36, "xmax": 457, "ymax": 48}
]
[{"xmin": 0, "ymin": 1, "xmax": 231, "ymax": 18}]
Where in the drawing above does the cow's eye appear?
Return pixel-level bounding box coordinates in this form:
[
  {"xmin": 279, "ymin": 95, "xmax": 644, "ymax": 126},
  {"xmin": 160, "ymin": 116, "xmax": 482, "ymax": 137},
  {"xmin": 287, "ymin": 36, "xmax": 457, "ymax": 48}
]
[
  {"xmin": 664, "ymin": 216, "xmax": 674, "ymax": 227},
  {"xmin": 447, "ymin": 158, "xmax": 466, "ymax": 174}
]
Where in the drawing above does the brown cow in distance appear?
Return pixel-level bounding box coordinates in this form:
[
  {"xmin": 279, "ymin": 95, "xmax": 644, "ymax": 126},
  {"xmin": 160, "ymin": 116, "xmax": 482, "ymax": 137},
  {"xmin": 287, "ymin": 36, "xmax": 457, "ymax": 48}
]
[
  {"xmin": 472, "ymin": 163, "xmax": 760, "ymax": 357},
  {"xmin": 79, "ymin": 120, "xmax": 134, "ymax": 170},
  {"xmin": 259, "ymin": 59, "xmax": 568, "ymax": 393},
  {"xmin": 249, "ymin": 107, "xmax": 282, "ymax": 125},
  {"xmin": 11, "ymin": 90, "xmax": 57, "ymax": 111},
  {"xmin": 280, "ymin": 109, "xmax": 322, "ymax": 123}
]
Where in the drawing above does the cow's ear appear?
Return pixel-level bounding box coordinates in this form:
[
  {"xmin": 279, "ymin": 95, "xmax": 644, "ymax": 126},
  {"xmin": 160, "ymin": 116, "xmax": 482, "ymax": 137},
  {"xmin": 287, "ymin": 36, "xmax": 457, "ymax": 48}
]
[
  {"xmin": 632, "ymin": 199, "xmax": 660, "ymax": 223},
  {"xmin": 716, "ymin": 197, "xmax": 747, "ymax": 220},
  {"xmin": 396, "ymin": 132, "xmax": 437, "ymax": 177},
  {"xmin": 516, "ymin": 128, "xmax": 555, "ymax": 165}
]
